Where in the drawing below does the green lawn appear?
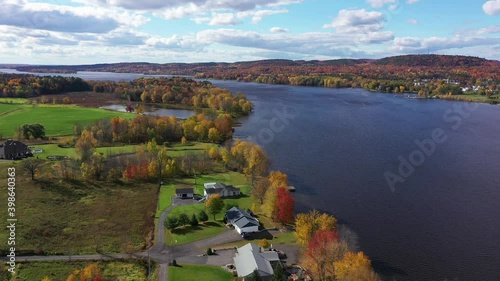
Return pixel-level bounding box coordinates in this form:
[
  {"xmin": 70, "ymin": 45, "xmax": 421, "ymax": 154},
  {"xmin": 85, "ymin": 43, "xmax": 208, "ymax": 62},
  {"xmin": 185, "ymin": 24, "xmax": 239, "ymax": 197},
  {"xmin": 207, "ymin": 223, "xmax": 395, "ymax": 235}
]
[
  {"xmin": 167, "ymin": 142, "xmax": 217, "ymax": 157},
  {"xmin": 0, "ymin": 104, "xmax": 134, "ymax": 137},
  {"xmin": 169, "ymin": 264, "xmax": 233, "ymax": 281},
  {"xmin": 166, "ymin": 221, "xmax": 227, "ymax": 246},
  {"xmin": 31, "ymin": 144, "xmax": 140, "ymax": 159},
  {"xmin": 0, "ymin": 97, "xmax": 29, "ymax": 104},
  {"xmin": 0, "ymin": 170, "xmax": 157, "ymax": 255},
  {"xmin": 8, "ymin": 260, "xmax": 149, "ymax": 281},
  {"xmin": 0, "ymin": 103, "xmax": 23, "ymax": 115}
]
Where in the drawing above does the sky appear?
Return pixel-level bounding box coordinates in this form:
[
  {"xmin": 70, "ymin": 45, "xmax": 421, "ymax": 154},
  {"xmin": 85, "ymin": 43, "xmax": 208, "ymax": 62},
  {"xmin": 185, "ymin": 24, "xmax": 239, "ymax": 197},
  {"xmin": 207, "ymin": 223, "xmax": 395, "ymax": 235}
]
[{"xmin": 0, "ymin": 0, "xmax": 499, "ymax": 64}]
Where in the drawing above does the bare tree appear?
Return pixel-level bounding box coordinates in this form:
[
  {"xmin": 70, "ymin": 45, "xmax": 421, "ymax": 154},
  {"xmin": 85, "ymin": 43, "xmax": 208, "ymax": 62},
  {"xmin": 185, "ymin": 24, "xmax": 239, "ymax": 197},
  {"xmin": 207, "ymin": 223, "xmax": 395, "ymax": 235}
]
[{"xmin": 21, "ymin": 158, "xmax": 44, "ymax": 180}]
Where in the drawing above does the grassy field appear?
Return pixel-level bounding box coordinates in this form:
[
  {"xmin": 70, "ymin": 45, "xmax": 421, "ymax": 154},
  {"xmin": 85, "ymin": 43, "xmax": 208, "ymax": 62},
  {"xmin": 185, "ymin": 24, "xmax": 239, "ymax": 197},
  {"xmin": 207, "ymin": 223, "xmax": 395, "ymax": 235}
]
[
  {"xmin": 31, "ymin": 143, "xmax": 140, "ymax": 159},
  {"xmin": 0, "ymin": 170, "xmax": 157, "ymax": 255},
  {"xmin": 0, "ymin": 104, "xmax": 134, "ymax": 137},
  {"xmin": 0, "ymin": 97, "xmax": 29, "ymax": 104},
  {"xmin": 4, "ymin": 260, "xmax": 149, "ymax": 281},
  {"xmin": 31, "ymin": 142, "xmax": 213, "ymax": 160},
  {"xmin": 0, "ymin": 103, "xmax": 23, "ymax": 115},
  {"xmin": 166, "ymin": 221, "xmax": 227, "ymax": 246},
  {"xmin": 168, "ymin": 264, "xmax": 233, "ymax": 281}
]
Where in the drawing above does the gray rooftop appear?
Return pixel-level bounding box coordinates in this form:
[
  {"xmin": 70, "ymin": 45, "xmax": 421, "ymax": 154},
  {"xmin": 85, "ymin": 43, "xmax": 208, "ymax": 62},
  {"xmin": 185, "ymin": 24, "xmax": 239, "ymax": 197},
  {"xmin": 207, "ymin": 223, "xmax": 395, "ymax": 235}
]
[
  {"xmin": 233, "ymin": 243, "xmax": 280, "ymax": 278},
  {"xmin": 225, "ymin": 207, "xmax": 259, "ymax": 230}
]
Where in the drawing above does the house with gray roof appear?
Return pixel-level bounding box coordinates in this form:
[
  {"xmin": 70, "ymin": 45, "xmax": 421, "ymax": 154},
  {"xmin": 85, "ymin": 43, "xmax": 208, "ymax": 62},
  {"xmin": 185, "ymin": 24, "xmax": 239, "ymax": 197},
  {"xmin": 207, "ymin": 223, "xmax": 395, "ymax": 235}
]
[
  {"xmin": 175, "ymin": 187, "xmax": 194, "ymax": 199},
  {"xmin": 225, "ymin": 206, "xmax": 259, "ymax": 234},
  {"xmin": 0, "ymin": 140, "xmax": 30, "ymax": 160},
  {"xmin": 233, "ymin": 243, "xmax": 280, "ymax": 280},
  {"xmin": 203, "ymin": 182, "xmax": 241, "ymax": 198}
]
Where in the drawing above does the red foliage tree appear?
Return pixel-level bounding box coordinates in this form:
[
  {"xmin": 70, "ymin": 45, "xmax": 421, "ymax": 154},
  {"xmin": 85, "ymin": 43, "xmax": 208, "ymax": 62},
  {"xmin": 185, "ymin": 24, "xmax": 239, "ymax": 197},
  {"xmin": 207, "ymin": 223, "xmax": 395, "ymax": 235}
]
[
  {"xmin": 275, "ymin": 187, "xmax": 294, "ymax": 224},
  {"xmin": 304, "ymin": 230, "xmax": 343, "ymax": 281}
]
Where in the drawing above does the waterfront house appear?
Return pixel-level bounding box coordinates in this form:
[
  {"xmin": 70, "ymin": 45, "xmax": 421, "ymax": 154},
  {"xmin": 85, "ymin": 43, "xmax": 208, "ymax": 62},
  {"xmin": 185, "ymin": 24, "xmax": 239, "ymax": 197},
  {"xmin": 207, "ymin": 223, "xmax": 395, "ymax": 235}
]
[{"xmin": 203, "ymin": 182, "xmax": 241, "ymax": 197}]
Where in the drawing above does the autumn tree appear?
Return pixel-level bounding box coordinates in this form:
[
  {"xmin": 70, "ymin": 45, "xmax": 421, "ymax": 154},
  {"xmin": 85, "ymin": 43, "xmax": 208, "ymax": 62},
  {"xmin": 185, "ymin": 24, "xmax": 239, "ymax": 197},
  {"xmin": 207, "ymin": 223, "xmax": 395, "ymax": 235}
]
[
  {"xmin": 20, "ymin": 158, "xmax": 43, "ymax": 180},
  {"xmin": 76, "ymin": 130, "xmax": 97, "ymax": 162},
  {"xmin": 80, "ymin": 153, "xmax": 105, "ymax": 181},
  {"xmin": 334, "ymin": 252, "xmax": 379, "ymax": 281},
  {"xmin": 252, "ymin": 177, "xmax": 269, "ymax": 204},
  {"xmin": 295, "ymin": 210, "xmax": 337, "ymax": 245},
  {"xmin": 263, "ymin": 171, "xmax": 288, "ymax": 218},
  {"xmin": 205, "ymin": 194, "xmax": 224, "ymax": 220},
  {"xmin": 275, "ymin": 187, "xmax": 294, "ymax": 224},
  {"xmin": 301, "ymin": 230, "xmax": 348, "ymax": 281},
  {"xmin": 259, "ymin": 238, "xmax": 270, "ymax": 249}
]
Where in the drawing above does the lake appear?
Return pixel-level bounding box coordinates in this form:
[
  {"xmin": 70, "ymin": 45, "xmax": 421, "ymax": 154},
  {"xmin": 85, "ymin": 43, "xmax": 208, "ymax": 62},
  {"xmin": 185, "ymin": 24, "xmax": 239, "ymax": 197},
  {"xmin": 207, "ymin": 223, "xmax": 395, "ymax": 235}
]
[
  {"xmin": 2, "ymin": 70, "xmax": 500, "ymax": 280},
  {"xmin": 100, "ymin": 104, "xmax": 194, "ymax": 119}
]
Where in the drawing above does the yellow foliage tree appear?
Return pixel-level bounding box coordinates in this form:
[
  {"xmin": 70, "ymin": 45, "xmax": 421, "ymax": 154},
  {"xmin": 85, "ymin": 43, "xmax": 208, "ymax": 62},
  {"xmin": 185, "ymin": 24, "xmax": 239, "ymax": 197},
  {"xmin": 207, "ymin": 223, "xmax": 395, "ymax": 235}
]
[
  {"xmin": 79, "ymin": 263, "xmax": 100, "ymax": 281},
  {"xmin": 295, "ymin": 210, "xmax": 337, "ymax": 245},
  {"xmin": 259, "ymin": 238, "xmax": 270, "ymax": 249},
  {"xmin": 262, "ymin": 170, "xmax": 288, "ymax": 218},
  {"xmin": 334, "ymin": 252, "xmax": 379, "ymax": 281}
]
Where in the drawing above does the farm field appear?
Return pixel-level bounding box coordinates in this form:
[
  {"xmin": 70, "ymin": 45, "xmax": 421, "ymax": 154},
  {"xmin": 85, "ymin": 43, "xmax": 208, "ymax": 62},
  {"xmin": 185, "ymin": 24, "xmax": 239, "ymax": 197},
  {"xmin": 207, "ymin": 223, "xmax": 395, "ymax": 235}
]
[{"xmin": 0, "ymin": 104, "xmax": 134, "ymax": 137}]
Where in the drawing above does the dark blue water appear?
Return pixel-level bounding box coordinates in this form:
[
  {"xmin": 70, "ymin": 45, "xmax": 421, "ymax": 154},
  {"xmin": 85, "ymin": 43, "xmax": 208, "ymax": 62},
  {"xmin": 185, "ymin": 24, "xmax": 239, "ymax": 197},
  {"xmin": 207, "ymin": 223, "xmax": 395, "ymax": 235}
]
[
  {"xmin": 3, "ymin": 70, "xmax": 500, "ymax": 280},
  {"xmin": 210, "ymin": 80, "xmax": 500, "ymax": 281}
]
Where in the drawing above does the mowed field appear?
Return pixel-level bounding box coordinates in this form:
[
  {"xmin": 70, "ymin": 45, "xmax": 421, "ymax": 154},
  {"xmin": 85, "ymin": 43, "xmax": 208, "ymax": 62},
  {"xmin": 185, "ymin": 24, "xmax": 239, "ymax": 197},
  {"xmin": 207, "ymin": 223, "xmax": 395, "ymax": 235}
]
[{"xmin": 0, "ymin": 103, "xmax": 134, "ymax": 137}]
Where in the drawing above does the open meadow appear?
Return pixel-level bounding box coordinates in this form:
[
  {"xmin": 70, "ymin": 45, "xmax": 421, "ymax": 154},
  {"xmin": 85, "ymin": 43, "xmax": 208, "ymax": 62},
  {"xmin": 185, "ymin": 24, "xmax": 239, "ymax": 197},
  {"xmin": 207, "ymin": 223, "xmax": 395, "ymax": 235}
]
[
  {"xmin": 0, "ymin": 103, "xmax": 133, "ymax": 137},
  {"xmin": 0, "ymin": 166, "xmax": 157, "ymax": 255}
]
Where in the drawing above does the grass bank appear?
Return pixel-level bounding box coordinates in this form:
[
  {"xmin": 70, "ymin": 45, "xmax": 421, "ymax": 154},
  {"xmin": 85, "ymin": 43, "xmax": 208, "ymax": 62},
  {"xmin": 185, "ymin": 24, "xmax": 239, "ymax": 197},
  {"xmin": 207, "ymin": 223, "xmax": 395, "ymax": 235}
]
[{"xmin": 168, "ymin": 264, "xmax": 232, "ymax": 281}]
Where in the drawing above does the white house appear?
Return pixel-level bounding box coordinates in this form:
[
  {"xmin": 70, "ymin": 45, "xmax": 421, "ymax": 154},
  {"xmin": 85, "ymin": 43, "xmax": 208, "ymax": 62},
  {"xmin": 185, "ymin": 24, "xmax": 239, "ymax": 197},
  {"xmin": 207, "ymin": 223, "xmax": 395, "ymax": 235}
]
[
  {"xmin": 225, "ymin": 207, "xmax": 259, "ymax": 234},
  {"xmin": 203, "ymin": 182, "xmax": 241, "ymax": 197},
  {"xmin": 233, "ymin": 243, "xmax": 280, "ymax": 279}
]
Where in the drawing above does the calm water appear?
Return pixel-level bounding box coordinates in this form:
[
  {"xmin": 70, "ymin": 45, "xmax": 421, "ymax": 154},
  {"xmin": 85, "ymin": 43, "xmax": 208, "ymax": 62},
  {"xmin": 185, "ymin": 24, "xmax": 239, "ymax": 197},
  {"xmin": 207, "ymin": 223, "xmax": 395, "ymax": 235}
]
[
  {"xmin": 100, "ymin": 104, "xmax": 194, "ymax": 119},
  {"xmin": 3, "ymin": 70, "xmax": 500, "ymax": 280}
]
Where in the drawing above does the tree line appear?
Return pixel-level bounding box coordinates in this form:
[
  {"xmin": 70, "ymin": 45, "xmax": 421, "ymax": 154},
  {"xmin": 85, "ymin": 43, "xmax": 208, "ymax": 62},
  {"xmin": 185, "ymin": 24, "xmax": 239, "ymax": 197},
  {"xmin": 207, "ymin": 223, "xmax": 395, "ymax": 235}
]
[{"xmin": 0, "ymin": 74, "xmax": 90, "ymax": 98}]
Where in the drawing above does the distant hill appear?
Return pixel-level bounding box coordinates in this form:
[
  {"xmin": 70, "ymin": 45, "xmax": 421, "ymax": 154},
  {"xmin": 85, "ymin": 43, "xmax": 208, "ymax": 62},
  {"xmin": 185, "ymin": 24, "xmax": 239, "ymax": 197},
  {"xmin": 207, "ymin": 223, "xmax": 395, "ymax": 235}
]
[{"xmin": 373, "ymin": 54, "xmax": 489, "ymax": 67}]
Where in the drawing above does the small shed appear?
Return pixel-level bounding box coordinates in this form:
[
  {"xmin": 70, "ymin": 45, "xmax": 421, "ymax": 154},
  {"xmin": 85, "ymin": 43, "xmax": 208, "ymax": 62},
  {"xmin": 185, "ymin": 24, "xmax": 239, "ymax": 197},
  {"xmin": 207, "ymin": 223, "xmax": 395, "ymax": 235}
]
[{"xmin": 175, "ymin": 187, "xmax": 194, "ymax": 199}]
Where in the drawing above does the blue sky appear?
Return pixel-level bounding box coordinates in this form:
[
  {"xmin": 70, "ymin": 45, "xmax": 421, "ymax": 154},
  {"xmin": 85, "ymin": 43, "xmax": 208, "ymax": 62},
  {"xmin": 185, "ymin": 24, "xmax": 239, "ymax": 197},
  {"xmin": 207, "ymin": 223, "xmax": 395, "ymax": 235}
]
[{"xmin": 0, "ymin": 0, "xmax": 498, "ymax": 64}]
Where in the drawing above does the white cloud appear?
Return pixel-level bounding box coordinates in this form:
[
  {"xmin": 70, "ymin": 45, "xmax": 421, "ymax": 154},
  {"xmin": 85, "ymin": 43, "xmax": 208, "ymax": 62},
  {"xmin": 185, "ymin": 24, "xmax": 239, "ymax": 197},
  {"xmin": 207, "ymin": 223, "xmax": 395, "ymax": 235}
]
[
  {"xmin": 483, "ymin": 0, "xmax": 500, "ymax": 15},
  {"xmin": 0, "ymin": 2, "xmax": 148, "ymax": 33},
  {"xmin": 391, "ymin": 35, "xmax": 500, "ymax": 53},
  {"xmin": 407, "ymin": 0, "xmax": 420, "ymax": 4},
  {"xmin": 270, "ymin": 27, "xmax": 288, "ymax": 33},
  {"xmin": 367, "ymin": 0, "xmax": 397, "ymax": 8},
  {"xmin": 324, "ymin": 9, "xmax": 385, "ymax": 33},
  {"xmin": 75, "ymin": 0, "xmax": 300, "ymax": 12},
  {"xmin": 208, "ymin": 13, "xmax": 239, "ymax": 25},
  {"xmin": 407, "ymin": 19, "xmax": 418, "ymax": 25},
  {"xmin": 236, "ymin": 9, "xmax": 288, "ymax": 23}
]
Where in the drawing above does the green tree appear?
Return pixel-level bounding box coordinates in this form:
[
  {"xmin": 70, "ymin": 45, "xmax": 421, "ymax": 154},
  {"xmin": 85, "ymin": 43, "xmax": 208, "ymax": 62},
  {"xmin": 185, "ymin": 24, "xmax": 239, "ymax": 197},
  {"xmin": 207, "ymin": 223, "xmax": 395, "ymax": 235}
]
[
  {"xmin": 205, "ymin": 194, "xmax": 224, "ymax": 220},
  {"xmin": 247, "ymin": 270, "xmax": 262, "ymax": 281},
  {"xmin": 165, "ymin": 216, "xmax": 178, "ymax": 231},
  {"xmin": 198, "ymin": 210, "xmax": 209, "ymax": 223},
  {"xmin": 190, "ymin": 214, "xmax": 199, "ymax": 226},
  {"xmin": 178, "ymin": 213, "xmax": 190, "ymax": 226},
  {"xmin": 271, "ymin": 263, "xmax": 285, "ymax": 281}
]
